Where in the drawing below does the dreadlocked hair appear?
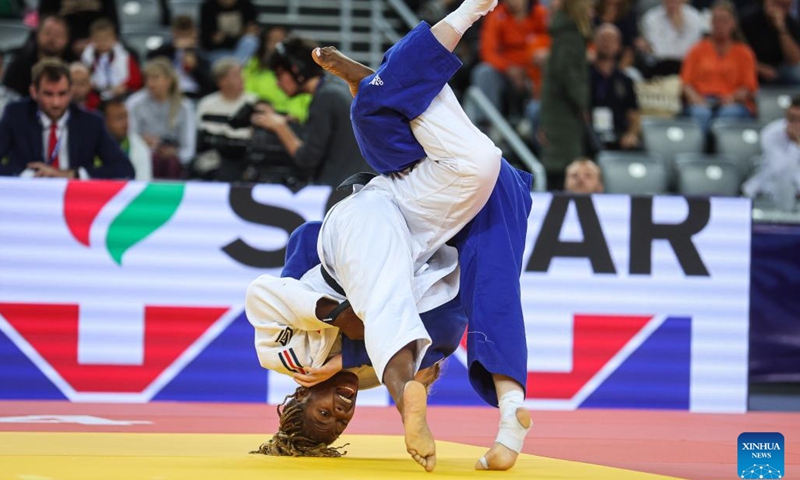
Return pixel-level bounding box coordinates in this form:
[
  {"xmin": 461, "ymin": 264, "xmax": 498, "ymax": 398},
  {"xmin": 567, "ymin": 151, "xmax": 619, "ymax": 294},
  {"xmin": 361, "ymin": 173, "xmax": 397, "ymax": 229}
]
[{"xmin": 249, "ymin": 388, "xmax": 349, "ymax": 458}]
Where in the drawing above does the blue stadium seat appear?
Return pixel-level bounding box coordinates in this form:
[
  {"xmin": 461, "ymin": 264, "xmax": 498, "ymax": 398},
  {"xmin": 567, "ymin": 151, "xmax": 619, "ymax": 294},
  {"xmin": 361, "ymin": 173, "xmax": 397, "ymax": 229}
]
[
  {"xmin": 641, "ymin": 117, "xmax": 705, "ymax": 176},
  {"xmin": 675, "ymin": 153, "xmax": 742, "ymax": 196},
  {"xmin": 757, "ymin": 86, "xmax": 800, "ymax": 124},
  {"xmin": 121, "ymin": 26, "xmax": 171, "ymax": 60},
  {"xmin": 710, "ymin": 118, "xmax": 763, "ymax": 177},
  {"xmin": 169, "ymin": 0, "xmax": 201, "ymax": 22},
  {"xmin": 118, "ymin": 0, "xmax": 163, "ymax": 28},
  {"xmin": 597, "ymin": 151, "xmax": 669, "ymax": 195},
  {"xmin": 0, "ymin": 21, "xmax": 31, "ymax": 53}
]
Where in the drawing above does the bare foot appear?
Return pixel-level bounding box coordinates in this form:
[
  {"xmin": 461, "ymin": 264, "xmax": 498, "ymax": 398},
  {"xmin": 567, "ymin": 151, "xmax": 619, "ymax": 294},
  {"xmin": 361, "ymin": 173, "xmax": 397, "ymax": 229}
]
[
  {"xmin": 403, "ymin": 380, "xmax": 436, "ymax": 472},
  {"xmin": 475, "ymin": 408, "xmax": 531, "ymax": 471},
  {"xmin": 312, "ymin": 46, "xmax": 375, "ymax": 97}
]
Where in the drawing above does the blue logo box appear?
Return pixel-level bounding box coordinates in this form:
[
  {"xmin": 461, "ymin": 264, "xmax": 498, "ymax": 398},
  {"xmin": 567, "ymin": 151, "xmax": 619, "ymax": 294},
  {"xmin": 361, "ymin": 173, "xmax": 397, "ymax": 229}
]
[{"xmin": 738, "ymin": 432, "xmax": 785, "ymax": 479}]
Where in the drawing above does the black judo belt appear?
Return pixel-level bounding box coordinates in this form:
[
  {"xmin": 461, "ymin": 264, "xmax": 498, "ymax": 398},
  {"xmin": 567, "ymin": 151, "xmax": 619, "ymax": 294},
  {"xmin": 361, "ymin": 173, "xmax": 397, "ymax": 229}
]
[
  {"xmin": 321, "ymin": 266, "xmax": 346, "ymax": 296},
  {"xmin": 320, "ymin": 266, "xmax": 350, "ymax": 322}
]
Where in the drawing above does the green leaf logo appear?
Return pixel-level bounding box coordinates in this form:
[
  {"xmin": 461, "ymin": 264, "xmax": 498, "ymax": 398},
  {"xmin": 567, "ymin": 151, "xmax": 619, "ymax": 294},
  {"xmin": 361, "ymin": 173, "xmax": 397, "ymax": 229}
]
[{"xmin": 105, "ymin": 183, "xmax": 185, "ymax": 265}]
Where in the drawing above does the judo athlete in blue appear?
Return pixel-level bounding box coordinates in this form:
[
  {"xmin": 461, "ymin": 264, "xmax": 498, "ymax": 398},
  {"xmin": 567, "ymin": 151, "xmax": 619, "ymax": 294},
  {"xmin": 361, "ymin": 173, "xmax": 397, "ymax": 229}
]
[{"xmin": 246, "ymin": 0, "xmax": 531, "ymax": 471}]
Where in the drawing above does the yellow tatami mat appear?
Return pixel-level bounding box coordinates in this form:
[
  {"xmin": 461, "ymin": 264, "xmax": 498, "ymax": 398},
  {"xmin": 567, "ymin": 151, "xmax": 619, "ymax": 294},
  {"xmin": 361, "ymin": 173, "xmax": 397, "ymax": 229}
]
[{"xmin": 0, "ymin": 432, "xmax": 683, "ymax": 479}]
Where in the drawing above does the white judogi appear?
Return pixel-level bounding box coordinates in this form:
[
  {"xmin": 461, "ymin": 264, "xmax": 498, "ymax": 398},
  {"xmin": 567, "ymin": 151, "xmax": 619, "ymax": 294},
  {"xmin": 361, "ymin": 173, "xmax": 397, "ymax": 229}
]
[{"xmin": 246, "ymin": 85, "xmax": 500, "ymax": 385}]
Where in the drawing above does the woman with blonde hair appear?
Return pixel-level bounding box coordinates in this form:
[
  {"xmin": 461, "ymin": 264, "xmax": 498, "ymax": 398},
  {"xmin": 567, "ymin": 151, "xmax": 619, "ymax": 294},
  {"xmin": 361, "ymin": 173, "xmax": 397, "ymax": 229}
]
[
  {"xmin": 126, "ymin": 57, "xmax": 196, "ymax": 178},
  {"xmin": 539, "ymin": 0, "xmax": 593, "ymax": 189}
]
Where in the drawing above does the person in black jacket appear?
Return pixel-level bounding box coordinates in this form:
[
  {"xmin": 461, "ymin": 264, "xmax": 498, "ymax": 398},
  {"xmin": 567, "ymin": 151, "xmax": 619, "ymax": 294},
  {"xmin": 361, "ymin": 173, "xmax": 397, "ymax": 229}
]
[
  {"xmin": 148, "ymin": 15, "xmax": 215, "ymax": 99},
  {"xmin": 199, "ymin": 0, "xmax": 259, "ymax": 64},
  {"xmin": 3, "ymin": 15, "xmax": 75, "ymax": 97},
  {"xmin": 250, "ymin": 36, "xmax": 371, "ymax": 188},
  {"xmin": 38, "ymin": 0, "xmax": 119, "ymax": 56}
]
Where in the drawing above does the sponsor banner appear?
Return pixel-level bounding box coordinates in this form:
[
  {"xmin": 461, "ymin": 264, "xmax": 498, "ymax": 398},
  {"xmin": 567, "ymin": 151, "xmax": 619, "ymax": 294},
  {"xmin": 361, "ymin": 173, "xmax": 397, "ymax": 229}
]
[
  {"xmin": 0, "ymin": 179, "xmax": 751, "ymax": 412},
  {"xmin": 750, "ymin": 224, "xmax": 800, "ymax": 383}
]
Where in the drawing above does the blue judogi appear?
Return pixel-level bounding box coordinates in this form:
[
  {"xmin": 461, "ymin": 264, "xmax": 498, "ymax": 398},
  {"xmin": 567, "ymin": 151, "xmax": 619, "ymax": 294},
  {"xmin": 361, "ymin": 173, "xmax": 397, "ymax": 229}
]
[{"xmin": 285, "ymin": 22, "xmax": 534, "ymax": 407}]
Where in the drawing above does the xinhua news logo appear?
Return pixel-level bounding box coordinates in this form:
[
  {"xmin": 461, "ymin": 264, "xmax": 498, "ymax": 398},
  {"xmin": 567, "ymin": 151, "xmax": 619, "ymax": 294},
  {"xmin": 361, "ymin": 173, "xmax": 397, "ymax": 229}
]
[{"xmin": 738, "ymin": 432, "xmax": 785, "ymax": 479}]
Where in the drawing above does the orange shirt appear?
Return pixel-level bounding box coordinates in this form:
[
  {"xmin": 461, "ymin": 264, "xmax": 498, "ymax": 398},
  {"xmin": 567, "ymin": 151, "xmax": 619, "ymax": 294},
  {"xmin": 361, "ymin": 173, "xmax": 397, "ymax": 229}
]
[
  {"xmin": 479, "ymin": 3, "xmax": 550, "ymax": 93},
  {"xmin": 681, "ymin": 39, "xmax": 758, "ymax": 108}
]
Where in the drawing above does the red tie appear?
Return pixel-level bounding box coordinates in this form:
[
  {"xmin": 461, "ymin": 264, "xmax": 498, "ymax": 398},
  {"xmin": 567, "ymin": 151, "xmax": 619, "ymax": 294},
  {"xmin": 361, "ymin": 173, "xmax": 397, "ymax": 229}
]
[{"xmin": 48, "ymin": 123, "xmax": 60, "ymax": 169}]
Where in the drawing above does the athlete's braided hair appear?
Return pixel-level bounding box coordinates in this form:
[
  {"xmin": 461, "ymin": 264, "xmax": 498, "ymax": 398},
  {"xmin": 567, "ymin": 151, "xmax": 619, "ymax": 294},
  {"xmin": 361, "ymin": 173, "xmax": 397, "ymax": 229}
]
[{"xmin": 249, "ymin": 387, "xmax": 349, "ymax": 458}]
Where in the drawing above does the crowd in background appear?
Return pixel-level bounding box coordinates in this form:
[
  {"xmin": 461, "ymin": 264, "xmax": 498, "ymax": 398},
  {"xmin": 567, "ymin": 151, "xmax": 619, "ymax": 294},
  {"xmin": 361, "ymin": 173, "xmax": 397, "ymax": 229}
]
[{"xmin": 1, "ymin": 0, "xmax": 800, "ymax": 209}]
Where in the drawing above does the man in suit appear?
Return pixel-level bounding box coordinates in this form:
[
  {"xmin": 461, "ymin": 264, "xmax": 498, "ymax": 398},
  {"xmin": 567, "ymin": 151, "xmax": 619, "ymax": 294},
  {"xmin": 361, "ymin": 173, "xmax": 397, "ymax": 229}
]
[{"xmin": 0, "ymin": 58, "xmax": 135, "ymax": 179}]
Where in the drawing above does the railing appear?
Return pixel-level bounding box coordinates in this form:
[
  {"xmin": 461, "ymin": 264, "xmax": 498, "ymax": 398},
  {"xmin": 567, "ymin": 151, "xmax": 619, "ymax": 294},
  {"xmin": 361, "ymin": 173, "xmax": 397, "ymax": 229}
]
[
  {"xmin": 385, "ymin": 0, "xmax": 421, "ymax": 30},
  {"xmin": 465, "ymin": 87, "xmax": 548, "ymax": 191}
]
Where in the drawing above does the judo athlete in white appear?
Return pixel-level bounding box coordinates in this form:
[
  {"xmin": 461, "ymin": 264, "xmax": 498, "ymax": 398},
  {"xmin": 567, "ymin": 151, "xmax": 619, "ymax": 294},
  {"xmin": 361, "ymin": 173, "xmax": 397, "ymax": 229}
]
[{"xmin": 247, "ymin": 0, "xmax": 532, "ymax": 471}]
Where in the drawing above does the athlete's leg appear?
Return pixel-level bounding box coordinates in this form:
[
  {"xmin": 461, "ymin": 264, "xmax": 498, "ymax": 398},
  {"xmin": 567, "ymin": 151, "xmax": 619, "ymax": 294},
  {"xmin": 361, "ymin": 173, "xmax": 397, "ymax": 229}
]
[
  {"xmin": 451, "ymin": 160, "xmax": 534, "ymax": 470},
  {"xmin": 321, "ymin": 190, "xmax": 435, "ymax": 471}
]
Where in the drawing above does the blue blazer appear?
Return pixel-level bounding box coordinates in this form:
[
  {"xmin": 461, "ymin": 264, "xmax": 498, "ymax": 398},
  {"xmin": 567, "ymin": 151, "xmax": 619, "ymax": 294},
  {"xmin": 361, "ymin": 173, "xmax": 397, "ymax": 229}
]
[{"xmin": 0, "ymin": 99, "xmax": 135, "ymax": 179}]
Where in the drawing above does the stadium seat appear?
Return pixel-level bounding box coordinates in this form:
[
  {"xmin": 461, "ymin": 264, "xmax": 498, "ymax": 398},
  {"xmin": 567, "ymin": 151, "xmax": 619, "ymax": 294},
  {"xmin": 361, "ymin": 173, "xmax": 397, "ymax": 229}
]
[
  {"xmin": 169, "ymin": 0, "xmax": 201, "ymax": 21},
  {"xmin": 757, "ymin": 86, "xmax": 800, "ymax": 124},
  {"xmin": 641, "ymin": 117, "xmax": 705, "ymax": 174},
  {"xmin": 675, "ymin": 153, "xmax": 742, "ymax": 196},
  {"xmin": 121, "ymin": 27, "xmax": 170, "ymax": 61},
  {"xmin": 118, "ymin": 0, "xmax": 163, "ymax": 27},
  {"xmin": 597, "ymin": 151, "xmax": 669, "ymax": 195},
  {"xmin": 0, "ymin": 22, "xmax": 31, "ymax": 52},
  {"xmin": 710, "ymin": 118, "xmax": 762, "ymax": 177}
]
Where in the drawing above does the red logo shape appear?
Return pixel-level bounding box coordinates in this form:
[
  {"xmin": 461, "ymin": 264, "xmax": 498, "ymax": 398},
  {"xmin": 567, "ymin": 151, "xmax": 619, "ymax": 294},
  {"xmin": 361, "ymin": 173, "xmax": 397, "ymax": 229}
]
[
  {"xmin": 64, "ymin": 181, "xmax": 126, "ymax": 246},
  {"xmin": 526, "ymin": 314, "xmax": 652, "ymax": 399},
  {"xmin": 0, "ymin": 303, "xmax": 228, "ymax": 393}
]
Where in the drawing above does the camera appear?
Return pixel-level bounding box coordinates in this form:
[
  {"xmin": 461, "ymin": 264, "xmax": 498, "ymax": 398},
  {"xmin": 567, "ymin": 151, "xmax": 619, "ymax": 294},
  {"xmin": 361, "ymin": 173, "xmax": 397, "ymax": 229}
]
[{"xmin": 198, "ymin": 101, "xmax": 310, "ymax": 189}]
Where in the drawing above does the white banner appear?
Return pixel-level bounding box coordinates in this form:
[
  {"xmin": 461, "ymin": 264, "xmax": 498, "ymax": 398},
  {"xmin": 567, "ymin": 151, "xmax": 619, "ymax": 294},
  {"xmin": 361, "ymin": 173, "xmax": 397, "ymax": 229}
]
[{"xmin": 0, "ymin": 179, "xmax": 751, "ymax": 412}]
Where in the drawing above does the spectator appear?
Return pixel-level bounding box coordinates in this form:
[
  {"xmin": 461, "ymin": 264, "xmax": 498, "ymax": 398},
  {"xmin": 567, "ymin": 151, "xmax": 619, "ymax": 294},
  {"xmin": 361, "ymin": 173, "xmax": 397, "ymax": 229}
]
[
  {"xmin": 38, "ymin": 0, "xmax": 118, "ymax": 56},
  {"xmin": 465, "ymin": 0, "xmax": 550, "ymax": 126},
  {"xmin": 126, "ymin": 58, "xmax": 196, "ymax": 179},
  {"xmin": 0, "ymin": 52, "xmax": 20, "ymax": 117},
  {"xmin": 80, "ymin": 18, "xmax": 143, "ymax": 102},
  {"xmin": 199, "ymin": 0, "xmax": 259, "ymax": 64},
  {"xmin": 250, "ymin": 36, "xmax": 370, "ymax": 187},
  {"xmin": 564, "ymin": 157, "xmax": 605, "ymax": 193},
  {"xmin": 196, "ymin": 57, "xmax": 256, "ymax": 181},
  {"xmin": 243, "ymin": 25, "xmax": 312, "ymax": 123},
  {"xmin": 100, "ymin": 97, "xmax": 152, "ymax": 181},
  {"xmin": 69, "ymin": 61, "xmax": 97, "ymax": 110},
  {"xmin": 639, "ymin": 0, "xmax": 706, "ymax": 77},
  {"xmin": 539, "ymin": 0, "xmax": 592, "ymax": 189},
  {"xmin": 0, "ymin": 59, "xmax": 134, "ymax": 179},
  {"xmin": 2, "ymin": 15, "xmax": 74, "ymax": 97},
  {"xmin": 681, "ymin": 0, "xmax": 757, "ymax": 133},
  {"xmin": 148, "ymin": 14, "xmax": 215, "ymax": 100},
  {"xmin": 590, "ymin": 23, "xmax": 641, "ymax": 150},
  {"xmin": 743, "ymin": 95, "xmax": 800, "ymax": 211},
  {"xmin": 594, "ymin": 0, "xmax": 639, "ymax": 69},
  {"xmin": 741, "ymin": 0, "xmax": 800, "ymax": 85}
]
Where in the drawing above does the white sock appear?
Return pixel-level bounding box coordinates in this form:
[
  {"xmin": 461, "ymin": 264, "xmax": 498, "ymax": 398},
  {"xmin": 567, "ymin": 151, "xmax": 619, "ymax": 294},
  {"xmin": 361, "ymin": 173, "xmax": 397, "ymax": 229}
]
[
  {"xmin": 443, "ymin": 0, "xmax": 499, "ymax": 35},
  {"xmin": 494, "ymin": 390, "xmax": 530, "ymax": 453}
]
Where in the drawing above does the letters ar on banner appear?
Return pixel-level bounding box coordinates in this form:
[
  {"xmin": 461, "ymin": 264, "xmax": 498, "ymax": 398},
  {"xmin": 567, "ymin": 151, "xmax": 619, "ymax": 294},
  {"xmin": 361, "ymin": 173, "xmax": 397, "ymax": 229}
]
[{"xmin": 0, "ymin": 179, "xmax": 751, "ymax": 412}]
